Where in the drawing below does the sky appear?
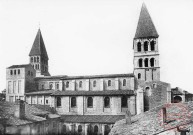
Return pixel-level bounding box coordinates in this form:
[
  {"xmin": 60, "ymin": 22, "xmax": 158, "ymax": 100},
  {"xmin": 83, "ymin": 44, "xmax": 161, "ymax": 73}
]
[{"xmin": 0, "ymin": 0, "xmax": 193, "ymax": 93}]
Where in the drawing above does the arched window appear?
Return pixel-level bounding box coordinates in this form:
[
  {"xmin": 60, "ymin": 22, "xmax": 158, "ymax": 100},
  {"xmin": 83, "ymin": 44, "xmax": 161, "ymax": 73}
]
[
  {"xmin": 18, "ymin": 69, "xmax": 20, "ymax": 75},
  {"xmin": 35, "ymin": 64, "xmax": 38, "ymax": 69},
  {"xmin": 144, "ymin": 41, "xmax": 148, "ymax": 51},
  {"xmin": 138, "ymin": 73, "xmax": 141, "ymax": 79},
  {"xmin": 14, "ymin": 70, "xmax": 16, "ymax": 75},
  {"xmin": 93, "ymin": 80, "xmax": 96, "ymax": 87},
  {"xmin": 121, "ymin": 96, "xmax": 127, "ymax": 107},
  {"xmin": 94, "ymin": 125, "xmax": 98, "ymax": 133},
  {"xmin": 150, "ymin": 58, "xmax": 155, "ymax": 67},
  {"xmin": 79, "ymin": 81, "xmax": 82, "ymax": 88},
  {"xmin": 34, "ymin": 57, "xmax": 37, "ymax": 62},
  {"xmin": 62, "ymin": 125, "xmax": 67, "ymax": 133},
  {"xmin": 42, "ymin": 84, "xmax": 44, "ymax": 90},
  {"xmin": 145, "ymin": 87, "xmax": 151, "ymax": 96},
  {"xmin": 137, "ymin": 42, "xmax": 141, "ymax": 52},
  {"xmin": 138, "ymin": 58, "xmax": 143, "ymax": 67},
  {"xmin": 174, "ymin": 96, "xmax": 182, "ymax": 103},
  {"xmin": 144, "ymin": 58, "xmax": 148, "ymax": 67},
  {"xmin": 56, "ymin": 97, "xmax": 61, "ymax": 107},
  {"xmin": 37, "ymin": 57, "xmax": 39, "ymax": 62},
  {"xmin": 66, "ymin": 81, "xmax": 69, "ymax": 88},
  {"xmin": 49, "ymin": 83, "xmax": 53, "ymax": 89},
  {"xmin": 123, "ymin": 79, "xmax": 126, "ymax": 86},
  {"xmin": 87, "ymin": 97, "xmax": 93, "ymax": 108},
  {"xmin": 150, "ymin": 41, "xmax": 155, "ymax": 51},
  {"xmin": 37, "ymin": 64, "xmax": 39, "ymax": 69},
  {"xmin": 71, "ymin": 97, "xmax": 76, "ymax": 107},
  {"xmin": 108, "ymin": 80, "xmax": 111, "ymax": 86},
  {"xmin": 78, "ymin": 125, "xmax": 82, "ymax": 133},
  {"xmin": 31, "ymin": 57, "xmax": 33, "ymax": 62},
  {"xmin": 56, "ymin": 83, "xmax": 59, "ymax": 89},
  {"xmin": 104, "ymin": 97, "xmax": 110, "ymax": 108},
  {"xmin": 10, "ymin": 70, "xmax": 13, "ymax": 75},
  {"xmin": 104, "ymin": 125, "xmax": 111, "ymax": 135}
]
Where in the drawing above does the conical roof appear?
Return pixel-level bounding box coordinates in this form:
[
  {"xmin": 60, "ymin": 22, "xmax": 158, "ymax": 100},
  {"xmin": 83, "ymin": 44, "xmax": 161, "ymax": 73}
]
[
  {"xmin": 134, "ymin": 3, "xmax": 159, "ymax": 39},
  {"xmin": 29, "ymin": 29, "xmax": 49, "ymax": 59}
]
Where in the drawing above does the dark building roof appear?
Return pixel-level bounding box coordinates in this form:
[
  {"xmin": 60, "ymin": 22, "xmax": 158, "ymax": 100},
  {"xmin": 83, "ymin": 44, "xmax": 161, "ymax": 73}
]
[
  {"xmin": 25, "ymin": 90, "xmax": 56, "ymax": 96},
  {"xmin": 61, "ymin": 115, "xmax": 125, "ymax": 124},
  {"xmin": 171, "ymin": 87, "xmax": 183, "ymax": 95},
  {"xmin": 7, "ymin": 64, "xmax": 32, "ymax": 69},
  {"xmin": 0, "ymin": 101, "xmax": 58, "ymax": 126},
  {"xmin": 51, "ymin": 90, "xmax": 134, "ymax": 96},
  {"xmin": 35, "ymin": 73, "xmax": 134, "ymax": 80},
  {"xmin": 134, "ymin": 3, "xmax": 159, "ymax": 39},
  {"xmin": 29, "ymin": 29, "xmax": 49, "ymax": 59}
]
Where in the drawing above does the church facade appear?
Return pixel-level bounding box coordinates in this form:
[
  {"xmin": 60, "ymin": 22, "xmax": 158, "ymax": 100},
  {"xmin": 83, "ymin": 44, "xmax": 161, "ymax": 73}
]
[{"xmin": 5, "ymin": 4, "xmax": 178, "ymax": 135}]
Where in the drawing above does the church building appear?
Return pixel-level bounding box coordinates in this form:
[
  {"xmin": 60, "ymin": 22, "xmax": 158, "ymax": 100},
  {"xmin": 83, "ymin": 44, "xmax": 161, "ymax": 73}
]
[{"xmin": 6, "ymin": 3, "xmax": 185, "ymax": 135}]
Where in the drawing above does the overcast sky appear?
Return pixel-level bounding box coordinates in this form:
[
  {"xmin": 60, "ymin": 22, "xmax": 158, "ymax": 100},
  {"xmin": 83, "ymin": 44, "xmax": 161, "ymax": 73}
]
[{"xmin": 0, "ymin": 0, "xmax": 193, "ymax": 93}]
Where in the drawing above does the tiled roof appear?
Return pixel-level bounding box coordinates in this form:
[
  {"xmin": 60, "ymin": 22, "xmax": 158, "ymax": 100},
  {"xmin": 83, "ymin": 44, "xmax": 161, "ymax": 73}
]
[
  {"xmin": 0, "ymin": 101, "xmax": 59, "ymax": 126},
  {"xmin": 35, "ymin": 73, "xmax": 134, "ymax": 80},
  {"xmin": 61, "ymin": 115, "xmax": 125, "ymax": 124},
  {"xmin": 51, "ymin": 90, "xmax": 134, "ymax": 96},
  {"xmin": 25, "ymin": 90, "xmax": 55, "ymax": 95},
  {"xmin": 7, "ymin": 64, "xmax": 32, "ymax": 69},
  {"xmin": 134, "ymin": 3, "xmax": 159, "ymax": 39},
  {"xmin": 110, "ymin": 102, "xmax": 193, "ymax": 135},
  {"xmin": 29, "ymin": 29, "xmax": 49, "ymax": 59}
]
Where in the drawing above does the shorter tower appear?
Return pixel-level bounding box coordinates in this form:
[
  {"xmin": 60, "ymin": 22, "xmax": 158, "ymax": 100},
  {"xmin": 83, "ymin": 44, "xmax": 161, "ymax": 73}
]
[
  {"xmin": 133, "ymin": 4, "xmax": 160, "ymax": 81},
  {"xmin": 29, "ymin": 29, "xmax": 50, "ymax": 77}
]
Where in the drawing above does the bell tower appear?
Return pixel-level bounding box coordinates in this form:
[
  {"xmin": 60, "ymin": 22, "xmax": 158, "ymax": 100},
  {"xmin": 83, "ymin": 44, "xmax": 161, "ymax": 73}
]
[
  {"xmin": 29, "ymin": 29, "xmax": 50, "ymax": 77},
  {"xmin": 133, "ymin": 3, "xmax": 160, "ymax": 81}
]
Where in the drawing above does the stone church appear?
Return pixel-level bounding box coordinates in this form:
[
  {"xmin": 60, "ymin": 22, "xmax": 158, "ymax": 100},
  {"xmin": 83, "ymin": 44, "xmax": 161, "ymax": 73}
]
[{"xmin": 5, "ymin": 3, "xmax": 187, "ymax": 135}]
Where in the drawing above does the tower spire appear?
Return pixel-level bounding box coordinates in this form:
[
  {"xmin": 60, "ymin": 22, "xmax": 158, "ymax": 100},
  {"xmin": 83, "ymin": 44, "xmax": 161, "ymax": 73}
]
[
  {"xmin": 29, "ymin": 29, "xmax": 50, "ymax": 77},
  {"xmin": 134, "ymin": 3, "xmax": 158, "ymax": 39}
]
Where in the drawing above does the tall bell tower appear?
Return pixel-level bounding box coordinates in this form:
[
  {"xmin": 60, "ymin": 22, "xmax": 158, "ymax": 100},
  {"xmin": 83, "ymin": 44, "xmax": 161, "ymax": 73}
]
[
  {"xmin": 29, "ymin": 29, "xmax": 50, "ymax": 77},
  {"xmin": 133, "ymin": 3, "xmax": 160, "ymax": 81}
]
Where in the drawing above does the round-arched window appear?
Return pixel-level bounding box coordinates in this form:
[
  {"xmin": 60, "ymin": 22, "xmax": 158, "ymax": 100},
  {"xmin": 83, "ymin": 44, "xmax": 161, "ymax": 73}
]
[
  {"xmin": 87, "ymin": 97, "xmax": 93, "ymax": 108},
  {"xmin": 78, "ymin": 125, "xmax": 82, "ymax": 133},
  {"xmin": 104, "ymin": 97, "xmax": 110, "ymax": 108}
]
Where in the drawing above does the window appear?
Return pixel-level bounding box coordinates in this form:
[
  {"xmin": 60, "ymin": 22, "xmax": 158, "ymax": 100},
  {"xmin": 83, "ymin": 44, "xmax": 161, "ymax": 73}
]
[
  {"xmin": 42, "ymin": 84, "xmax": 44, "ymax": 90},
  {"xmin": 123, "ymin": 79, "xmax": 126, "ymax": 86},
  {"xmin": 104, "ymin": 97, "xmax": 110, "ymax": 108},
  {"xmin": 37, "ymin": 125, "xmax": 40, "ymax": 133},
  {"xmin": 144, "ymin": 58, "xmax": 148, "ymax": 67},
  {"xmin": 62, "ymin": 125, "xmax": 67, "ymax": 133},
  {"xmin": 144, "ymin": 41, "xmax": 148, "ymax": 51},
  {"xmin": 137, "ymin": 42, "xmax": 141, "ymax": 52},
  {"xmin": 13, "ymin": 81, "xmax": 16, "ymax": 94},
  {"xmin": 8, "ymin": 81, "xmax": 12, "ymax": 93},
  {"xmin": 138, "ymin": 58, "xmax": 143, "ymax": 67},
  {"xmin": 56, "ymin": 83, "xmax": 59, "ymax": 89},
  {"xmin": 35, "ymin": 64, "xmax": 37, "ymax": 69},
  {"xmin": 87, "ymin": 97, "xmax": 93, "ymax": 108},
  {"xmin": 94, "ymin": 125, "xmax": 98, "ymax": 133},
  {"xmin": 14, "ymin": 70, "xmax": 16, "ymax": 75},
  {"xmin": 37, "ymin": 57, "xmax": 39, "ymax": 62},
  {"xmin": 150, "ymin": 41, "xmax": 155, "ymax": 51},
  {"xmin": 104, "ymin": 125, "xmax": 111, "ymax": 135},
  {"xmin": 34, "ymin": 57, "xmax": 36, "ymax": 62},
  {"xmin": 71, "ymin": 97, "xmax": 76, "ymax": 107},
  {"xmin": 31, "ymin": 57, "xmax": 33, "ymax": 62},
  {"xmin": 79, "ymin": 81, "xmax": 82, "ymax": 88},
  {"xmin": 37, "ymin": 64, "xmax": 39, "ymax": 69},
  {"xmin": 66, "ymin": 81, "xmax": 69, "ymax": 88},
  {"xmin": 10, "ymin": 70, "xmax": 13, "ymax": 75},
  {"xmin": 78, "ymin": 125, "xmax": 82, "ymax": 133},
  {"xmin": 31, "ymin": 72, "xmax": 33, "ymax": 76},
  {"xmin": 49, "ymin": 83, "xmax": 53, "ymax": 89},
  {"xmin": 138, "ymin": 73, "xmax": 141, "ymax": 79},
  {"xmin": 121, "ymin": 96, "xmax": 128, "ymax": 107},
  {"xmin": 108, "ymin": 80, "xmax": 111, "ymax": 86},
  {"xmin": 18, "ymin": 80, "xmax": 21, "ymax": 93},
  {"xmin": 46, "ymin": 99, "xmax": 48, "ymax": 104},
  {"xmin": 150, "ymin": 58, "xmax": 155, "ymax": 67},
  {"xmin": 56, "ymin": 97, "xmax": 61, "ymax": 107},
  {"xmin": 18, "ymin": 69, "xmax": 20, "ymax": 75},
  {"xmin": 153, "ymin": 83, "xmax": 157, "ymax": 88},
  {"xmin": 93, "ymin": 80, "xmax": 96, "ymax": 87},
  {"xmin": 28, "ymin": 71, "xmax": 30, "ymax": 76}
]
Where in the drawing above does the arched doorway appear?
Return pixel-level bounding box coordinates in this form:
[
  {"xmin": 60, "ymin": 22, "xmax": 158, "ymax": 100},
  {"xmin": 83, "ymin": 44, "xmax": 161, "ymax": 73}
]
[{"xmin": 173, "ymin": 96, "xmax": 182, "ymax": 103}]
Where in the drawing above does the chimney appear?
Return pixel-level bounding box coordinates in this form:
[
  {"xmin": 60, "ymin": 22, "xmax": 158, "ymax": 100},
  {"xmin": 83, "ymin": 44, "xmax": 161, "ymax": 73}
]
[{"xmin": 14, "ymin": 99, "xmax": 25, "ymax": 119}]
